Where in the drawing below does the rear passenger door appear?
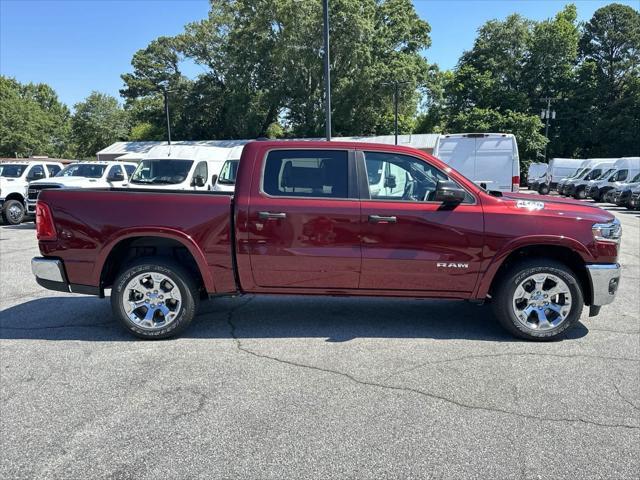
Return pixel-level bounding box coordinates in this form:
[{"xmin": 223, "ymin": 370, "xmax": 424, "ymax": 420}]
[{"xmin": 246, "ymin": 149, "xmax": 361, "ymax": 289}]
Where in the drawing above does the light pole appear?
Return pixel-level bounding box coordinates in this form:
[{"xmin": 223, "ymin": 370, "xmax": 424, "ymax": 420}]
[
  {"xmin": 540, "ymin": 97, "xmax": 558, "ymax": 161},
  {"xmin": 322, "ymin": 0, "xmax": 331, "ymax": 141},
  {"xmin": 382, "ymin": 80, "xmax": 410, "ymax": 145},
  {"xmin": 162, "ymin": 87, "xmax": 172, "ymax": 145}
]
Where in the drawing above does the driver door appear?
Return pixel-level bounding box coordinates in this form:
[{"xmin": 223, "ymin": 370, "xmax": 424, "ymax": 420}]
[{"xmin": 358, "ymin": 150, "xmax": 484, "ymax": 294}]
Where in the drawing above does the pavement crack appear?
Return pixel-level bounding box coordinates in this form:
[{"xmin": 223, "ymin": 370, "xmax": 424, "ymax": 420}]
[
  {"xmin": 226, "ymin": 305, "xmax": 639, "ymax": 431},
  {"xmin": 382, "ymin": 352, "xmax": 639, "ymax": 381},
  {"xmin": 612, "ymin": 382, "xmax": 640, "ymax": 412}
]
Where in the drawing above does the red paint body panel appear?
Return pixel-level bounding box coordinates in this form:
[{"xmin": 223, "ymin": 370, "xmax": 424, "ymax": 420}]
[{"xmin": 37, "ymin": 141, "xmax": 618, "ymax": 302}]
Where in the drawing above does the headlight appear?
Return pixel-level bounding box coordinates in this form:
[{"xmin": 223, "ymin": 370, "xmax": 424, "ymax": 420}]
[{"xmin": 592, "ymin": 218, "xmax": 622, "ymax": 244}]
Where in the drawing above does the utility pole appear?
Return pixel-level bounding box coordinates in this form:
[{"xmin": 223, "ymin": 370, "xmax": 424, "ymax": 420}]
[
  {"xmin": 541, "ymin": 97, "xmax": 558, "ymax": 161},
  {"xmin": 382, "ymin": 80, "xmax": 410, "ymax": 144},
  {"xmin": 322, "ymin": 0, "xmax": 331, "ymax": 141},
  {"xmin": 163, "ymin": 88, "xmax": 172, "ymax": 145}
]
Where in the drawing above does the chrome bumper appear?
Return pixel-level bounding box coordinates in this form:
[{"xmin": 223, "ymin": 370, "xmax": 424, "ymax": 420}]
[
  {"xmin": 32, "ymin": 257, "xmax": 67, "ymax": 283},
  {"xmin": 586, "ymin": 263, "xmax": 621, "ymax": 306}
]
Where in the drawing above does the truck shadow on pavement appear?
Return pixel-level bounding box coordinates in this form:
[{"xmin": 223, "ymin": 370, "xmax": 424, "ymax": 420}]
[{"xmin": 0, "ymin": 294, "xmax": 589, "ymax": 342}]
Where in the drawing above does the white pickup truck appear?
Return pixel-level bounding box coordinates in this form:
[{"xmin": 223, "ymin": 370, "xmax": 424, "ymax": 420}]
[
  {"xmin": 0, "ymin": 160, "xmax": 64, "ymax": 224},
  {"xmin": 27, "ymin": 161, "xmax": 137, "ymax": 215}
]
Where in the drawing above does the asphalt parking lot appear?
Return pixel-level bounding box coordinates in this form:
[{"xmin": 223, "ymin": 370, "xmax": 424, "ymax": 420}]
[{"xmin": 1, "ymin": 201, "xmax": 638, "ymax": 479}]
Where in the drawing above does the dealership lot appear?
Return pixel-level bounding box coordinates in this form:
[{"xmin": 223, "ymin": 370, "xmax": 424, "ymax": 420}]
[{"xmin": 1, "ymin": 203, "xmax": 638, "ymax": 479}]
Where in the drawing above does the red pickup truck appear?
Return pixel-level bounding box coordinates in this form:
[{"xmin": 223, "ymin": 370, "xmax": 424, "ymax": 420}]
[{"xmin": 31, "ymin": 141, "xmax": 622, "ymax": 341}]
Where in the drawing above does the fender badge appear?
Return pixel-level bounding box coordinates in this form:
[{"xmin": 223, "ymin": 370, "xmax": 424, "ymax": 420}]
[{"xmin": 516, "ymin": 200, "xmax": 544, "ymax": 211}]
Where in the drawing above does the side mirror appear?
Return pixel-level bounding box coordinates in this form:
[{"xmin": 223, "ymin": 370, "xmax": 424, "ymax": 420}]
[
  {"xmin": 193, "ymin": 175, "xmax": 206, "ymax": 187},
  {"xmin": 28, "ymin": 170, "xmax": 45, "ymax": 181},
  {"xmin": 384, "ymin": 174, "xmax": 396, "ymax": 189},
  {"xmin": 108, "ymin": 172, "xmax": 125, "ymax": 182},
  {"xmin": 211, "ymin": 174, "xmax": 218, "ymax": 185},
  {"xmin": 434, "ymin": 180, "xmax": 466, "ymax": 205}
]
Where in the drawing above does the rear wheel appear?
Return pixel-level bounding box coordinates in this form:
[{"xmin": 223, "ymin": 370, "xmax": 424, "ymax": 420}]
[
  {"xmin": 1, "ymin": 199, "xmax": 25, "ymax": 225},
  {"xmin": 111, "ymin": 258, "xmax": 199, "ymax": 339},
  {"xmin": 492, "ymin": 259, "xmax": 584, "ymax": 341}
]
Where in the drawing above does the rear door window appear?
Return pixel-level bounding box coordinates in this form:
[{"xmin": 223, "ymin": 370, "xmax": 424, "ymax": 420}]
[
  {"xmin": 46, "ymin": 164, "xmax": 61, "ymax": 176},
  {"xmin": 262, "ymin": 150, "xmax": 349, "ymax": 198}
]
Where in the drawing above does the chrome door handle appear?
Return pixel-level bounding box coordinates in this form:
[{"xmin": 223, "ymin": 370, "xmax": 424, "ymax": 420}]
[
  {"xmin": 258, "ymin": 211, "xmax": 287, "ymax": 220},
  {"xmin": 368, "ymin": 214, "xmax": 397, "ymax": 224}
]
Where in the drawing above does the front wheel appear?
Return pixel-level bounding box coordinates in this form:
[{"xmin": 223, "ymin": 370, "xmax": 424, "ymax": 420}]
[
  {"xmin": 111, "ymin": 258, "xmax": 199, "ymax": 339},
  {"xmin": 2, "ymin": 199, "xmax": 25, "ymax": 225},
  {"xmin": 492, "ymin": 259, "xmax": 584, "ymax": 341},
  {"xmin": 538, "ymin": 184, "xmax": 550, "ymax": 195},
  {"xmin": 575, "ymin": 188, "xmax": 587, "ymax": 200}
]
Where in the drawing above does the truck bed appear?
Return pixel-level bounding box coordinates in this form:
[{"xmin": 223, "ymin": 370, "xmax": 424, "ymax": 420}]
[{"xmin": 37, "ymin": 188, "xmax": 236, "ymax": 294}]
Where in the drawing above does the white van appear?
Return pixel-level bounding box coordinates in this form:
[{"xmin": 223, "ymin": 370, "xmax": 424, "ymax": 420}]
[
  {"xmin": 555, "ymin": 159, "xmax": 593, "ymax": 194},
  {"xmin": 433, "ymin": 133, "xmax": 520, "ymax": 192},
  {"xmin": 539, "ymin": 158, "xmax": 584, "ymax": 194},
  {"xmin": 565, "ymin": 160, "xmax": 616, "ymax": 199},
  {"xmin": 129, "ymin": 145, "xmax": 229, "ymax": 191},
  {"xmin": 526, "ymin": 162, "xmax": 547, "ymax": 189},
  {"xmin": 587, "ymin": 157, "xmax": 640, "ymax": 202},
  {"xmin": 212, "ymin": 145, "xmax": 245, "ymax": 193}
]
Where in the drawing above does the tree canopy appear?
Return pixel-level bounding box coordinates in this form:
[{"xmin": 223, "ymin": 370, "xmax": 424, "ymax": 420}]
[{"xmin": 1, "ymin": 1, "xmax": 638, "ymax": 165}]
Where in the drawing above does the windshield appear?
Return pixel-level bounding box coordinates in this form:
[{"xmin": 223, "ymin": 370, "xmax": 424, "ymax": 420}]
[
  {"xmin": 630, "ymin": 173, "xmax": 640, "ymax": 183},
  {"xmin": 584, "ymin": 169, "xmax": 601, "ymax": 180},
  {"xmin": 218, "ymin": 159, "xmax": 239, "ymax": 185},
  {"xmin": 58, "ymin": 164, "xmax": 107, "ymax": 178},
  {"xmin": 0, "ymin": 164, "xmax": 27, "ymax": 178},
  {"xmin": 596, "ymin": 168, "xmax": 615, "ymax": 180},
  {"xmin": 131, "ymin": 159, "xmax": 194, "ymax": 185},
  {"xmin": 569, "ymin": 168, "xmax": 586, "ymax": 179}
]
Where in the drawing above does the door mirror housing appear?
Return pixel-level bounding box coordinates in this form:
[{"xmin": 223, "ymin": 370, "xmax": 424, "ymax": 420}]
[
  {"xmin": 27, "ymin": 170, "xmax": 45, "ymax": 181},
  {"xmin": 384, "ymin": 174, "xmax": 396, "ymax": 189},
  {"xmin": 211, "ymin": 174, "xmax": 218, "ymax": 186},
  {"xmin": 193, "ymin": 175, "xmax": 206, "ymax": 187},
  {"xmin": 434, "ymin": 180, "xmax": 466, "ymax": 205},
  {"xmin": 108, "ymin": 172, "xmax": 125, "ymax": 182}
]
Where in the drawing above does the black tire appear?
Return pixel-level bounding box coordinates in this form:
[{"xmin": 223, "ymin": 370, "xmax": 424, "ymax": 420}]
[
  {"xmin": 538, "ymin": 184, "xmax": 550, "ymax": 195},
  {"xmin": 2, "ymin": 199, "xmax": 25, "ymax": 225},
  {"xmin": 111, "ymin": 258, "xmax": 200, "ymax": 340},
  {"xmin": 575, "ymin": 188, "xmax": 587, "ymax": 200},
  {"xmin": 492, "ymin": 259, "xmax": 584, "ymax": 341}
]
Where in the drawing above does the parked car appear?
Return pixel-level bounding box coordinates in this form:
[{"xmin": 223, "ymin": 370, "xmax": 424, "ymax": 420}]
[
  {"xmin": 31, "ymin": 141, "xmax": 622, "ymax": 342},
  {"xmin": 556, "ymin": 159, "xmax": 594, "ymax": 195},
  {"xmin": 564, "ymin": 160, "xmax": 616, "ymax": 199},
  {"xmin": 538, "ymin": 158, "xmax": 584, "ymax": 195},
  {"xmin": 610, "ymin": 173, "xmax": 640, "ymax": 206},
  {"xmin": 433, "ymin": 133, "xmax": 520, "ymax": 192},
  {"xmin": 526, "ymin": 162, "xmax": 547, "ymax": 190},
  {"xmin": 586, "ymin": 157, "xmax": 640, "ymax": 202},
  {"xmin": 27, "ymin": 161, "xmax": 137, "ymax": 215},
  {"xmin": 0, "ymin": 160, "xmax": 63, "ymax": 224},
  {"xmin": 129, "ymin": 145, "xmax": 231, "ymax": 191}
]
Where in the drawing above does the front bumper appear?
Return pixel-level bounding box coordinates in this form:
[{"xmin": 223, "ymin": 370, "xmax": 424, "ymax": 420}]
[
  {"xmin": 586, "ymin": 263, "xmax": 621, "ymax": 307},
  {"xmin": 32, "ymin": 257, "xmax": 101, "ymax": 295}
]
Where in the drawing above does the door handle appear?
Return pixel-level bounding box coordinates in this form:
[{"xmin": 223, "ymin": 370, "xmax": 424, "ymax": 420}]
[
  {"xmin": 368, "ymin": 214, "xmax": 397, "ymax": 224},
  {"xmin": 258, "ymin": 211, "xmax": 287, "ymax": 220}
]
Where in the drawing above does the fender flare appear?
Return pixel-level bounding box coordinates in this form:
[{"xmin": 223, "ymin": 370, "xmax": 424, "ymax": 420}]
[
  {"xmin": 93, "ymin": 227, "xmax": 216, "ymax": 292},
  {"xmin": 474, "ymin": 235, "xmax": 594, "ymax": 299}
]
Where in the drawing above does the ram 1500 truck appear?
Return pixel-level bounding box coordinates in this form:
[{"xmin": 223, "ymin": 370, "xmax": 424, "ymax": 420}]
[{"xmin": 31, "ymin": 141, "xmax": 622, "ymax": 341}]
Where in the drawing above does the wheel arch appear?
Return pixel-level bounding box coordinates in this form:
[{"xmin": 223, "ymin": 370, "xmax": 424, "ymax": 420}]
[
  {"xmin": 3, "ymin": 192, "xmax": 25, "ymax": 203},
  {"xmin": 479, "ymin": 241, "xmax": 593, "ymax": 306},
  {"xmin": 96, "ymin": 232, "xmax": 215, "ymax": 294}
]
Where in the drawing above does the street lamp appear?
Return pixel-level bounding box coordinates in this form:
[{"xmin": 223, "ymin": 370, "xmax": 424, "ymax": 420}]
[
  {"xmin": 382, "ymin": 80, "xmax": 410, "ymax": 145},
  {"xmin": 322, "ymin": 0, "xmax": 331, "ymax": 141}
]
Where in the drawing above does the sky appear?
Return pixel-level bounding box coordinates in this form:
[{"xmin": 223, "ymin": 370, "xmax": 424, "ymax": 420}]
[{"xmin": 1, "ymin": 0, "xmax": 638, "ymax": 109}]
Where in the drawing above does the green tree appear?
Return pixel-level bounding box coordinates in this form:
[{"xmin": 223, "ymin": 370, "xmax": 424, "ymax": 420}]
[
  {"xmin": 71, "ymin": 92, "xmax": 129, "ymax": 158},
  {"xmin": 0, "ymin": 76, "xmax": 72, "ymax": 157}
]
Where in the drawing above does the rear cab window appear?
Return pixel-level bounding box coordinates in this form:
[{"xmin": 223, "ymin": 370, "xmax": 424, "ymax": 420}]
[
  {"xmin": 262, "ymin": 150, "xmax": 349, "ymax": 198},
  {"xmin": 46, "ymin": 164, "xmax": 61, "ymax": 177}
]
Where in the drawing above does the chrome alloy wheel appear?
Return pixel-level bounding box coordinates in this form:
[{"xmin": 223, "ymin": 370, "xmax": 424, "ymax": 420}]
[
  {"xmin": 123, "ymin": 272, "xmax": 182, "ymax": 330},
  {"xmin": 512, "ymin": 273, "xmax": 572, "ymax": 331},
  {"xmin": 7, "ymin": 203, "xmax": 23, "ymax": 223}
]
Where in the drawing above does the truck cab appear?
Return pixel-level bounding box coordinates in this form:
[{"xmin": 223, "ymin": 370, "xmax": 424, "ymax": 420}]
[
  {"xmin": 564, "ymin": 160, "xmax": 616, "ymax": 199},
  {"xmin": 0, "ymin": 159, "xmax": 63, "ymax": 224},
  {"xmin": 587, "ymin": 157, "xmax": 640, "ymax": 202}
]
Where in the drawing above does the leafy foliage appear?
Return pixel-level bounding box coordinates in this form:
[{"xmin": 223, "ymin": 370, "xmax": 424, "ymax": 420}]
[{"xmin": 72, "ymin": 92, "xmax": 129, "ymax": 158}]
